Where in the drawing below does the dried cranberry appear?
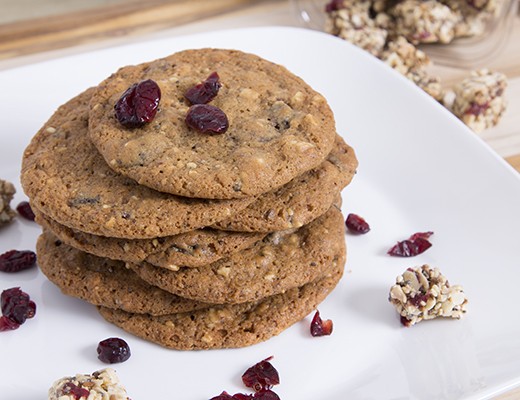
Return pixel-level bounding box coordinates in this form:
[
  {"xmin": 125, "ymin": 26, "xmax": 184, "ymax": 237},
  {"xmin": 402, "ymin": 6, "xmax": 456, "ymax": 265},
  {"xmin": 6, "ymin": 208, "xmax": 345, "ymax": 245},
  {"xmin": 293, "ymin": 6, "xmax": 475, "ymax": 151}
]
[
  {"xmin": 114, "ymin": 79, "xmax": 161, "ymax": 128},
  {"xmin": 325, "ymin": 0, "xmax": 344, "ymax": 12},
  {"xmin": 388, "ymin": 231, "xmax": 433, "ymax": 257},
  {"xmin": 242, "ymin": 356, "xmax": 280, "ymax": 392},
  {"xmin": 465, "ymin": 102, "xmax": 489, "ymax": 116},
  {"xmin": 400, "ymin": 315, "xmax": 412, "ymax": 327},
  {"xmin": 186, "ymin": 104, "xmax": 229, "ymax": 134},
  {"xmin": 210, "ymin": 392, "xmax": 235, "ymax": 400},
  {"xmin": 0, "ymin": 250, "xmax": 37, "ymax": 273},
  {"xmin": 185, "ymin": 72, "xmax": 221, "ymax": 105},
  {"xmin": 209, "ymin": 391, "xmax": 280, "ymax": 400},
  {"xmin": 408, "ymin": 231, "xmax": 434, "ymax": 241},
  {"xmin": 60, "ymin": 382, "xmax": 90, "ymax": 400},
  {"xmin": 409, "ymin": 293, "xmax": 430, "ymax": 307},
  {"xmin": 0, "ymin": 315, "xmax": 20, "ymax": 331},
  {"xmin": 253, "ymin": 390, "xmax": 280, "ymax": 400},
  {"xmin": 235, "ymin": 394, "xmax": 254, "ymax": 400},
  {"xmin": 16, "ymin": 201, "xmax": 35, "ymax": 221},
  {"xmin": 310, "ymin": 310, "xmax": 333, "ymax": 337},
  {"xmin": 388, "ymin": 237, "xmax": 432, "ymax": 257},
  {"xmin": 345, "ymin": 213, "xmax": 370, "ymax": 234},
  {"xmin": 210, "ymin": 392, "xmax": 252, "ymax": 400},
  {"xmin": 1, "ymin": 287, "xmax": 36, "ymax": 325},
  {"xmin": 97, "ymin": 337, "xmax": 131, "ymax": 363}
]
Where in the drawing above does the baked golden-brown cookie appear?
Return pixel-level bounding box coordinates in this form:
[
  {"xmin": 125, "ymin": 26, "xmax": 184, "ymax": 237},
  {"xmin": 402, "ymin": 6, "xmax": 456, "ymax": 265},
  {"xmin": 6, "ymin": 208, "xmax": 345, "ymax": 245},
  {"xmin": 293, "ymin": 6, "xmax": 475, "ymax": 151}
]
[
  {"xmin": 37, "ymin": 231, "xmax": 210, "ymax": 316},
  {"xmin": 21, "ymin": 89, "xmax": 254, "ymax": 239},
  {"xmin": 88, "ymin": 49, "xmax": 337, "ymax": 199},
  {"xmin": 98, "ymin": 259, "xmax": 344, "ymax": 350},
  {"xmin": 34, "ymin": 206, "xmax": 265, "ymax": 269},
  {"xmin": 129, "ymin": 206, "xmax": 346, "ymax": 304}
]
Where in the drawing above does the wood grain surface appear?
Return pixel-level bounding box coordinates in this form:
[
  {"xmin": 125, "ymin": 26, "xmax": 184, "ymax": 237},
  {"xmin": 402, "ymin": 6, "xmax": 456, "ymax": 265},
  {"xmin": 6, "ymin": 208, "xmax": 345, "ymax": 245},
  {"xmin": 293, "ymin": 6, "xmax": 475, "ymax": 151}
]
[{"xmin": 0, "ymin": 0, "xmax": 268, "ymax": 60}]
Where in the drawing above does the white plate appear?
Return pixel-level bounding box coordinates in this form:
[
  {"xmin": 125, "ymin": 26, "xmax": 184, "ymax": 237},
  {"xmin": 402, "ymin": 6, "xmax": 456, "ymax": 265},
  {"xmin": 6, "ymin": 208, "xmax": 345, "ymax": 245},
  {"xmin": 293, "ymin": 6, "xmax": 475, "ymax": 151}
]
[{"xmin": 1, "ymin": 27, "xmax": 519, "ymax": 400}]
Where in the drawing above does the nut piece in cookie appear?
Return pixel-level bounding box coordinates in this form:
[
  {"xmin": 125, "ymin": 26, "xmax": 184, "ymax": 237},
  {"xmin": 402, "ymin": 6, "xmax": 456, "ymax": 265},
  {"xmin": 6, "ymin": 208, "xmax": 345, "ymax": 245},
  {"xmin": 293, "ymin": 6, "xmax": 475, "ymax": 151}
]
[
  {"xmin": 48, "ymin": 368, "xmax": 130, "ymax": 400},
  {"xmin": 450, "ymin": 69, "xmax": 507, "ymax": 133},
  {"xmin": 389, "ymin": 264, "xmax": 468, "ymax": 327}
]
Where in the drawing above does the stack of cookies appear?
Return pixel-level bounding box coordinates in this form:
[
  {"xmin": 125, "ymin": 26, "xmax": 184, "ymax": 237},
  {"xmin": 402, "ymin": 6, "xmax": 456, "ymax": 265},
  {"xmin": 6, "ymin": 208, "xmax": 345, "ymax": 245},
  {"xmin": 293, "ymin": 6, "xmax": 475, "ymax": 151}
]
[{"xmin": 21, "ymin": 49, "xmax": 358, "ymax": 350}]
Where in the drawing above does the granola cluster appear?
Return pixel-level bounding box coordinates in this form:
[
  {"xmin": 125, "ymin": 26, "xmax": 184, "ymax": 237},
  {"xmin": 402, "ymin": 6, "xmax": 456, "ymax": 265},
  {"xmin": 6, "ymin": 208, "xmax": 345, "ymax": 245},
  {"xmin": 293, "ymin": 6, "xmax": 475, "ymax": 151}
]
[
  {"xmin": 48, "ymin": 368, "xmax": 130, "ymax": 400},
  {"xmin": 389, "ymin": 265, "xmax": 468, "ymax": 326},
  {"xmin": 325, "ymin": 0, "xmax": 508, "ymax": 131},
  {"xmin": 0, "ymin": 179, "xmax": 16, "ymax": 227},
  {"xmin": 380, "ymin": 36, "xmax": 443, "ymax": 101},
  {"xmin": 449, "ymin": 69, "xmax": 508, "ymax": 132}
]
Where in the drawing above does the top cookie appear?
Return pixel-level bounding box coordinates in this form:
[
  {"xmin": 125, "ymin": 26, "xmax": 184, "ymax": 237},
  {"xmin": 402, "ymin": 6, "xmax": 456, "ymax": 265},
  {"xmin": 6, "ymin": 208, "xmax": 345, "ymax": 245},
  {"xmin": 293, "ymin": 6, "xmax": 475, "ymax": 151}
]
[
  {"xmin": 21, "ymin": 88, "xmax": 253, "ymax": 239},
  {"xmin": 88, "ymin": 48, "xmax": 337, "ymax": 199}
]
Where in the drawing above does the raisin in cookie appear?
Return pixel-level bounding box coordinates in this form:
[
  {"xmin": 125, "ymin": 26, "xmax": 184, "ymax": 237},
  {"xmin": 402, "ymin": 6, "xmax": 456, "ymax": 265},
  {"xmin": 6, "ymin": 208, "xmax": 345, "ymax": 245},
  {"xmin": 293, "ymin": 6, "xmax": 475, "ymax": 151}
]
[{"xmin": 88, "ymin": 49, "xmax": 337, "ymax": 199}]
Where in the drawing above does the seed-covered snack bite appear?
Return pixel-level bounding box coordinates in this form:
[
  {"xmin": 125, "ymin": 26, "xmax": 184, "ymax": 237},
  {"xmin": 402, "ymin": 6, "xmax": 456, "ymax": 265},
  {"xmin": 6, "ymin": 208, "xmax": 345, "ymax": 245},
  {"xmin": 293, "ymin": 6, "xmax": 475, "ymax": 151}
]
[
  {"xmin": 390, "ymin": 0, "xmax": 459, "ymax": 44},
  {"xmin": 88, "ymin": 48, "xmax": 337, "ymax": 199},
  {"xmin": 0, "ymin": 179, "xmax": 16, "ymax": 227},
  {"xmin": 324, "ymin": 0, "xmax": 389, "ymax": 57},
  {"xmin": 380, "ymin": 36, "xmax": 443, "ymax": 101},
  {"xmin": 324, "ymin": 0, "xmax": 509, "ymax": 129},
  {"xmin": 389, "ymin": 264, "xmax": 468, "ymax": 327},
  {"xmin": 48, "ymin": 368, "xmax": 130, "ymax": 400},
  {"xmin": 450, "ymin": 69, "xmax": 507, "ymax": 133}
]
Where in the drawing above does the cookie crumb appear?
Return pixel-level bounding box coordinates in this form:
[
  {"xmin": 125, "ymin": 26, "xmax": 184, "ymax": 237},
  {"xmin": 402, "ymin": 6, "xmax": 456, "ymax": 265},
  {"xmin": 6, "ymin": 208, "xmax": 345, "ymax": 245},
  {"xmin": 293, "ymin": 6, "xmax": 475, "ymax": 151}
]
[
  {"xmin": 389, "ymin": 265, "xmax": 468, "ymax": 326},
  {"xmin": 48, "ymin": 368, "xmax": 130, "ymax": 400},
  {"xmin": 0, "ymin": 179, "xmax": 16, "ymax": 227}
]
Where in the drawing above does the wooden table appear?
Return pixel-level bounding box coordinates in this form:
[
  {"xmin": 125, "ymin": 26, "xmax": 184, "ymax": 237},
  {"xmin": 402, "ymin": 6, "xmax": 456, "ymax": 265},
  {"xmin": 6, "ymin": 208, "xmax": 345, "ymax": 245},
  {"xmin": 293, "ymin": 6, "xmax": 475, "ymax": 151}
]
[{"xmin": 1, "ymin": 1, "xmax": 518, "ymax": 398}]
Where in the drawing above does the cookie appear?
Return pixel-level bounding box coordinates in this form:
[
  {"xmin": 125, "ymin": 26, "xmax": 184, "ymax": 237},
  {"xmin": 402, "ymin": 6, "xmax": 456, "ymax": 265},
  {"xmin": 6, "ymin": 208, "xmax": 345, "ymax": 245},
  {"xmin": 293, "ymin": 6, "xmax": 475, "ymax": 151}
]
[
  {"xmin": 98, "ymin": 259, "xmax": 344, "ymax": 350},
  {"xmin": 37, "ymin": 231, "xmax": 210, "ymax": 316},
  {"xmin": 21, "ymin": 88, "xmax": 254, "ymax": 239},
  {"xmin": 88, "ymin": 48, "xmax": 337, "ymax": 199},
  {"xmin": 34, "ymin": 206, "xmax": 265, "ymax": 269},
  {"xmin": 129, "ymin": 206, "xmax": 346, "ymax": 304},
  {"xmin": 213, "ymin": 135, "xmax": 357, "ymax": 232}
]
